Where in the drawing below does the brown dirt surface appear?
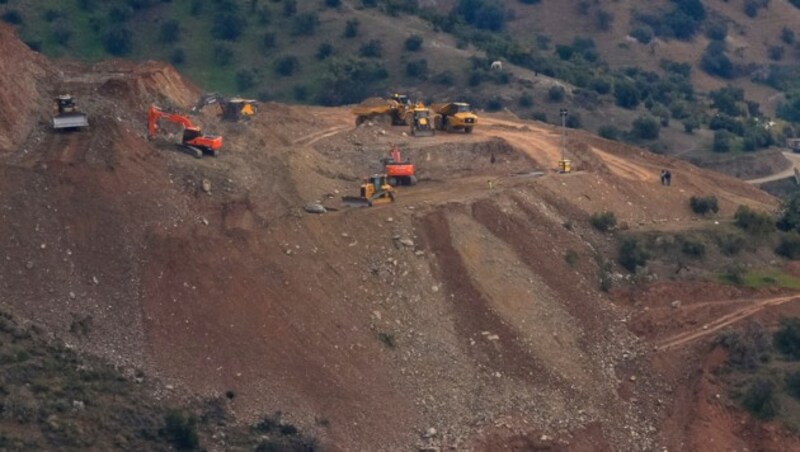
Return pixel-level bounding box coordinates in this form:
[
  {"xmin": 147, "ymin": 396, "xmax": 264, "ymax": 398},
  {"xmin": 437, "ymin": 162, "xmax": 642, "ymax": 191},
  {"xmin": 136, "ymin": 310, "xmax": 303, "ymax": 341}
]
[{"xmin": 1, "ymin": 23, "xmax": 799, "ymax": 450}]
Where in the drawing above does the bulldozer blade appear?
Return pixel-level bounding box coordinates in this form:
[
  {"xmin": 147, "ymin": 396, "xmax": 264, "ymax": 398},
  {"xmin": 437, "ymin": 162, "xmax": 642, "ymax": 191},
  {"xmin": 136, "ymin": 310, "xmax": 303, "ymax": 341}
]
[
  {"xmin": 52, "ymin": 113, "xmax": 89, "ymax": 129},
  {"xmin": 341, "ymin": 196, "xmax": 371, "ymax": 208}
]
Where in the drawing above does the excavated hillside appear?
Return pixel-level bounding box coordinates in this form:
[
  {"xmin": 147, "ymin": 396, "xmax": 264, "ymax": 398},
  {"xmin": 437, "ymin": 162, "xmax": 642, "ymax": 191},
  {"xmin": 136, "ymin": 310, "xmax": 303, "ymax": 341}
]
[{"xmin": 0, "ymin": 24, "xmax": 797, "ymax": 451}]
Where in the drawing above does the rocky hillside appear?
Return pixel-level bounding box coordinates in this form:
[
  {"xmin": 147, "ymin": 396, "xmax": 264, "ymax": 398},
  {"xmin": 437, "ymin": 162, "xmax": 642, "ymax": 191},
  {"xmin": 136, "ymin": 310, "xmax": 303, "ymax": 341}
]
[{"xmin": 2, "ymin": 0, "xmax": 800, "ymax": 163}]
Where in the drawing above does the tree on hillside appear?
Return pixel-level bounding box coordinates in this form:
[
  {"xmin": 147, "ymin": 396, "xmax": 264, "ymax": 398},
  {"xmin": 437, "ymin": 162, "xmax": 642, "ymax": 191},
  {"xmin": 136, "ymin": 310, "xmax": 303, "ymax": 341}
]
[
  {"xmin": 212, "ymin": 12, "xmax": 246, "ymax": 41},
  {"xmin": 455, "ymin": 0, "xmax": 506, "ymax": 31},
  {"xmin": 316, "ymin": 57, "xmax": 388, "ymax": 105},
  {"xmin": 631, "ymin": 116, "xmax": 660, "ymax": 140},
  {"xmin": 158, "ymin": 19, "xmax": 180, "ymax": 44},
  {"xmin": 614, "ymin": 80, "xmax": 640, "ymax": 109},
  {"xmin": 103, "ymin": 28, "xmax": 133, "ymax": 56}
]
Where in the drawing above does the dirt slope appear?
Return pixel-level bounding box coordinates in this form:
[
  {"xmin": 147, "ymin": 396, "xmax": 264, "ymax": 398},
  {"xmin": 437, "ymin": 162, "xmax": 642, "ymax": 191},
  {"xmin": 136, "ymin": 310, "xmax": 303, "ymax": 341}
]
[{"xmin": 0, "ymin": 24, "xmax": 795, "ymax": 450}]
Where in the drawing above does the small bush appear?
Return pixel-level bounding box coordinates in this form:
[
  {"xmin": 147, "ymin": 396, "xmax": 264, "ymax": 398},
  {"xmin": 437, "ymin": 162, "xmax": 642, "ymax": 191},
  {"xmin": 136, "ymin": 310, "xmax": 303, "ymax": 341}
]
[
  {"xmin": 618, "ymin": 238, "xmax": 649, "ymax": 273},
  {"xmin": 170, "ymin": 48, "xmax": 186, "ymax": 65},
  {"xmin": 283, "ymin": 0, "xmax": 297, "ymax": 17},
  {"xmin": 734, "ymin": 206, "xmax": 774, "ymax": 236},
  {"xmin": 683, "ymin": 117, "xmax": 699, "ymax": 134},
  {"xmin": 719, "ymin": 323, "xmax": 770, "ymax": 370},
  {"xmin": 781, "ymin": 27, "xmax": 795, "ymax": 45},
  {"xmin": 631, "ymin": 116, "xmax": 660, "ymax": 140},
  {"xmin": 713, "ymin": 130, "xmax": 733, "ymax": 153},
  {"xmin": 614, "ymin": 81, "xmax": 640, "ymax": 109},
  {"xmin": 432, "ymin": 71, "xmax": 455, "ymax": 86},
  {"xmin": 404, "ymin": 35, "xmax": 423, "ymax": 51},
  {"xmin": 681, "ymin": 238, "xmax": 706, "ymax": 258},
  {"xmin": 160, "ymin": 411, "xmax": 199, "ymax": 450},
  {"xmin": 598, "ymin": 125, "xmax": 621, "ymax": 141},
  {"xmin": 547, "ymin": 85, "xmax": 565, "ymax": 102},
  {"xmin": 405, "ymin": 59, "xmax": 428, "ymax": 78},
  {"xmin": 378, "ymin": 332, "xmax": 396, "ymax": 348},
  {"xmin": 343, "ymin": 19, "xmax": 359, "ymax": 38},
  {"xmin": 103, "ymin": 28, "xmax": 133, "ymax": 56},
  {"xmin": 723, "ymin": 264, "xmax": 746, "ymax": 284},
  {"xmin": 530, "ymin": 111, "xmax": 547, "ymax": 122},
  {"xmin": 316, "ymin": 42, "xmax": 333, "ymax": 60},
  {"xmin": 689, "ymin": 196, "xmax": 719, "ymax": 215},
  {"xmin": 590, "ymin": 211, "xmax": 617, "ymax": 232},
  {"xmin": 236, "ymin": 69, "xmax": 256, "ymax": 91},
  {"xmin": 630, "ymin": 26, "xmax": 653, "ymax": 44},
  {"xmin": 293, "ymin": 85, "xmax": 308, "ymax": 101},
  {"xmin": 52, "ymin": 21, "xmax": 73, "ymax": 46},
  {"xmin": 274, "ymin": 55, "xmax": 299, "ymax": 76},
  {"xmin": 705, "ymin": 21, "xmax": 727, "ymax": 41},
  {"xmin": 291, "ymin": 12, "xmax": 319, "ymax": 36},
  {"xmin": 518, "ymin": 93, "xmax": 534, "ymax": 108},
  {"xmin": 742, "ymin": 378, "xmax": 779, "ymax": 419},
  {"xmin": 776, "ymin": 234, "xmax": 800, "ymax": 259},
  {"xmin": 774, "ymin": 317, "xmax": 800, "ymax": 359},
  {"xmin": 717, "ymin": 232, "xmax": 746, "ymax": 256},
  {"xmin": 359, "ymin": 39, "xmax": 382, "ymax": 58},
  {"xmin": 565, "ymin": 249, "xmax": 579, "ymax": 266},
  {"xmin": 768, "ymin": 45, "xmax": 785, "ymax": 61},
  {"xmin": 325, "ymin": 0, "xmax": 340, "ymax": 7},
  {"xmin": 212, "ymin": 12, "xmax": 246, "ymax": 41},
  {"xmin": 786, "ymin": 371, "xmax": 800, "ymax": 399},
  {"xmin": 486, "ymin": 97, "xmax": 503, "ymax": 112},
  {"xmin": 262, "ymin": 32, "xmax": 276, "ymax": 50}
]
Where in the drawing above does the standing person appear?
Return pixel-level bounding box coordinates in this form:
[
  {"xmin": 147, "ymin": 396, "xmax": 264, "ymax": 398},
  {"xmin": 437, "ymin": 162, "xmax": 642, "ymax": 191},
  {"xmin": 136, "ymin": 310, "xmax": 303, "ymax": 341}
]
[
  {"xmin": 665, "ymin": 170, "xmax": 672, "ymax": 186},
  {"xmin": 660, "ymin": 169, "xmax": 667, "ymax": 186}
]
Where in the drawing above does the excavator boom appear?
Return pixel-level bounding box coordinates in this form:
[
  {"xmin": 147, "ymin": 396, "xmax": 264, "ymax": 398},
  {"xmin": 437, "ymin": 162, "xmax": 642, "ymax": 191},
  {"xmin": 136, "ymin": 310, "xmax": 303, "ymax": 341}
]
[{"xmin": 147, "ymin": 106, "xmax": 223, "ymax": 157}]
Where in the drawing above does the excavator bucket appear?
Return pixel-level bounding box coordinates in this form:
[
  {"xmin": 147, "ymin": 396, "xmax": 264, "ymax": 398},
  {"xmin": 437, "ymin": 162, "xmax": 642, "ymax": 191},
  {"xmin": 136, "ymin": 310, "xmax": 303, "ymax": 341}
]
[{"xmin": 53, "ymin": 113, "xmax": 89, "ymax": 129}]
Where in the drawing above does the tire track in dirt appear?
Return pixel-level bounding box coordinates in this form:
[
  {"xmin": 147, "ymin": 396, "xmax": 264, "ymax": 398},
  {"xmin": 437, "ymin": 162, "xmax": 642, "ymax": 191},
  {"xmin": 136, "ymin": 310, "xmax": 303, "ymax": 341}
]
[
  {"xmin": 291, "ymin": 125, "xmax": 349, "ymax": 146},
  {"xmin": 655, "ymin": 294, "xmax": 800, "ymax": 351}
]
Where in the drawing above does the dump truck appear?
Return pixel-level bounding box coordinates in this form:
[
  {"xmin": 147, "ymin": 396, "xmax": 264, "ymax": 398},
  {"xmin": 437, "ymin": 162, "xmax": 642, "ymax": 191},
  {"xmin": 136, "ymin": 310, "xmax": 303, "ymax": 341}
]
[
  {"xmin": 351, "ymin": 94, "xmax": 414, "ymax": 126},
  {"xmin": 431, "ymin": 102, "xmax": 477, "ymax": 133},
  {"xmin": 52, "ymin": 95, "xmax": 89, "ymax": 130},
  {"xmin": 341, "ymin": 174, "xmax": 396, "ymax": 207}
]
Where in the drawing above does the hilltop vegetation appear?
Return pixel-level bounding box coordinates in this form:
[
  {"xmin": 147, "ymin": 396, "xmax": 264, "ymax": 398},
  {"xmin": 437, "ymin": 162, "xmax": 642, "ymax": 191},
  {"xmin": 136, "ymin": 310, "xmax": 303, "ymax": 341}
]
[{"xmin": 2, "ymin": 0, "xmax": 800, "ymax": 156}]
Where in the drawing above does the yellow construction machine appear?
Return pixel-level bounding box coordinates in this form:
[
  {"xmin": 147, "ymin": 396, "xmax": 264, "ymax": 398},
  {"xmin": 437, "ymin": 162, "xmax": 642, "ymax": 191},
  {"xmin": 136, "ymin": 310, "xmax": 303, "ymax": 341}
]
[
  {"xmin": 193, "ymin": 93, "xmax": 258, "ymax": 121},
  {"xmin": 341, "ymin": 174, "xmax": 397, "ymax": 207},
  {"xmin": 351, "ymin": 94, "xmax": 415, "ymax": 126},
  {"xmin": 409, "ymin": 104, "xmax": 434, "ymax": 137},
  {"xmin": 431, "ymin": 102, "xmax": 478, "ymax": 133}
]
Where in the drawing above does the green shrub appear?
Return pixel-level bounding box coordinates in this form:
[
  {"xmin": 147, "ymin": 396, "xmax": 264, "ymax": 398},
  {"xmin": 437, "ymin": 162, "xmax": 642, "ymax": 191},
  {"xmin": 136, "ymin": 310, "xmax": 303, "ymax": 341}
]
[
  {"xmin": 701, "ymin": 42, "xmax": 733, "ymax": 78},
  {"xmin": 325, "ymin": 0, "xmax": 341, "ymax": 7},
  {"xmin": 781, "ymin": 27, "xmax": 795, "ymax": 45},
  {"xmin": 343, "ymin": 19, "xmax": 359, "ymax": 38},
  {"xmin": 212, "ymin": 12, "xmax": 246, "ymax": 41},
  {"xmin": 405, "ymin": 59, "xmax": 428, "ymax": 78},
  {"xmin": 283, "ymin": 0, "xmax": 297, "ymax": 17},
  {"xmin": 52, "ymin": 21, "xmax": 73, "ymax": 46},
  {"xmin": 742, "ymin": 378, "xmax": 779, "ymax": 419},
  {"xmin": 404, "ymin": 35, "xmax": 423, "ymax": 51},
  {"xmin": 274, "ymin": 55, "xmax": 299, "ymax": 76},
  {"xmin": 262, "ymin": 32, "xmax": 277, "ymax": 50},
  {"xmin": 631, "ymin": 116, "xmax": 660, "ymax": 140},
  {"xmin": 712, "ymin": 130, "xmax": 733, "ymax": 153},
  {"xmin": 776, "ymin": 234, "xmax": 800, "ymax": 259},
  {"xmin": 722, "ymin": 264, "xmax": 746, "ymax": 284},
  {"xmin": 547, "ymin": 85, "xmax": 565, "ymax": 102},
  {"xmin": 683, "ymin": 117, "xmax": 699, "ymax": 134},
  {"xmin": 236, "ymin": 70, "xmax": 256, "ymax": 91},
  {"xmin": 718, "ymin": 324, "xmax": 770, "ymax": 370},
  {"xmin": 768, "ymin": 46, "xmax": 785, "ymax": 62},
  {"xmin": 530, "ymin": 111, "xmax": 547, "ymax": 122},
  {"xmin": 432, "ymin": 71, "xmax": 455, "ymax": 86},
  {"xmin": 786, "ymin": 371, "xmax": 800, "ymax": 399},
  {"xmin": 291, "ymin": 12, "xmax": 319, "ymax": 36},
  {"xmin": 518, "ymin": 93, "xmax": 534, "ymax": 108},
  {"xmin": 734, "ymin": 206, "xmax": 774, "ymax": 236},
  {"xmin": 103, "ymin": 28, "xmax": 133, "ymax": 56},
  {"xmin": 614, "ymin": 80, "xmax": 640, "ymax": 109},
  {"xmin": 716, "ymin": 232, "xmax": 746, "ymax": 256},
  {"xmin": 169, "ymin": 48, "xmax": 185, "ymax": 65},
  {"xmin": 774, "ymin": 317, "xmax": 800, "ymax": 359},
  {"xmin": 689, "ymin": 196, "xmax": 719, "ymax": 215},
  {"xmin": 359, "ymin": 39, "xmax": 383, "ymax": 58},
  {"xmin": 590, "ymin": 211, "xmax": 617, "ymax": 232},
  {"xmin": 630, "ymin": 26, "xmax": 653, "ymax": 44},
  {"xmin": 598, "ymin": 125, "xmax": 620, "ymax": 140},
  {"xmin": 618, "ymin": 238, "xmax": 649, "ymax": 272},
  {"xmin": 160, "ymin": 411, "xmax": 199, "ymax": 450},
  {"xmin": 681, "ymin": 238, "xmax": 706, "ymax": 258},
  {"xmin": 316, "ymin": 42, "xmax": 333, "ymax": 60},
  {"xmin": 565, "ymin": 249, "xmax": 579, "ymax": 266}
]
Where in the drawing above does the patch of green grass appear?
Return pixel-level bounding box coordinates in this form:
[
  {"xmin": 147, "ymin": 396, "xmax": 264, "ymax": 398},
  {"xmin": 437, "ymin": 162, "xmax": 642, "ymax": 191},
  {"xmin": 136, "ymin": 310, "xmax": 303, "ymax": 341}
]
[{"xmin": 720, "ymin": 269, "xmax": 800, "ymax": 290}]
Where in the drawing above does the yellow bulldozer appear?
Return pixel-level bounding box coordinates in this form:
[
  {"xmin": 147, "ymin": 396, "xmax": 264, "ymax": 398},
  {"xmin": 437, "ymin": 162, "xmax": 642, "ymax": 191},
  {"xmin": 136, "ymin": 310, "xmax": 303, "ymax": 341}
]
[
  {"xmin": 341, "ymin": 174, "xmax": 397, "ymax": 207},
  {"xmin": 431, "ymin": 102, "xmax": 478, "ymax": 133}
]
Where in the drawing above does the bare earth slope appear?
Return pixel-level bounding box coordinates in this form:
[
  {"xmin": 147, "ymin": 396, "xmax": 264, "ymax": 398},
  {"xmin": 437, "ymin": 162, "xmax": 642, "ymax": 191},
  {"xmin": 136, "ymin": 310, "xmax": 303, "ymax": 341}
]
[{"xmin": 0, "ymin": 25, "xmax": 795, "ymax": 450}]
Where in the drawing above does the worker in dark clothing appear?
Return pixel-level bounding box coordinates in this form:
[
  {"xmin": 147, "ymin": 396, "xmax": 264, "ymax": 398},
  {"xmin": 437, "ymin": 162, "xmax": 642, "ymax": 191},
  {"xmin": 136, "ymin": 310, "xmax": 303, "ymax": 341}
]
[
  {"xmin": 660, "ymin": 169, "xmax": 667, "ymax": 186},
  {"xmin": 665, "ymin": 170, "xmax": 672, "ymax": 186}
]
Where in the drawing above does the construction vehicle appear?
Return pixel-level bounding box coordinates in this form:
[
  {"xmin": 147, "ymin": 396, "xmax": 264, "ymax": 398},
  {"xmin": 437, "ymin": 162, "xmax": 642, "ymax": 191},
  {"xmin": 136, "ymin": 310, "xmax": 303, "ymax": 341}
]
[
  {"xmin": 382, "ymin": 147, "xmax": 417, "ymax": 186},
  {"xmin": 409, "ymin": 105, "xmax": 434, "ymax": 137},
  {"xmin": 147, "ymin": 106, "xmax": 223, "ymax": 158},
  {"xmin": 193, "ymin": 93, "xmax": 258, "ymax": 121},
  {"xmin": 431, "ymin": 102, "xmax": 477, "ymax": 133},
  {"xmin": 52, "ymin": 95, "xmax": 89, "ymax": 130},
  {"xmin": 351, "ymin": 94, "xmax": 415, "ymax": 126},
  {"xmin": 341, "ymin": 174, "xmax": 396, "ymax": 207}
]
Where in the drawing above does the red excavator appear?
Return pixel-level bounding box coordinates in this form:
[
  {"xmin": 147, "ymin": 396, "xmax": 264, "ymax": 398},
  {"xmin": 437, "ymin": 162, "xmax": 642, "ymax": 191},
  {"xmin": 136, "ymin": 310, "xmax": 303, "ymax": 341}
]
[
  {"xmin": 382, "ymin": 147, "xmax": 417, "ymax": 186},
  {"xmin": 147, "ymin": 106, "xmax": 223, "ymax": 158}
]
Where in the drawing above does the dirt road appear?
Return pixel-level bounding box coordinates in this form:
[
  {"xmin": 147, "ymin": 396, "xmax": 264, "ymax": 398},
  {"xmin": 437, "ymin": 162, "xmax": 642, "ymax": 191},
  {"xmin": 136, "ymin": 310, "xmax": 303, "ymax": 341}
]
[{"xmin": 746, "ymin": 151, "xmax": 799, "ymax": 184}]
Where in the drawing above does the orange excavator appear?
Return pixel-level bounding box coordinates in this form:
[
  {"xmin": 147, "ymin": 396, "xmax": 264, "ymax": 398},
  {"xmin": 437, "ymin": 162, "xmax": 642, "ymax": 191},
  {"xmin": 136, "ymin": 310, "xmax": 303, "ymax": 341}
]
[
  {"xmin": 147, "ymin": 106, "xmax": 223, "ymax": 158},
  {"xmin": 382, "ymin": 147, "xmax": 417, "ymax": 186}
]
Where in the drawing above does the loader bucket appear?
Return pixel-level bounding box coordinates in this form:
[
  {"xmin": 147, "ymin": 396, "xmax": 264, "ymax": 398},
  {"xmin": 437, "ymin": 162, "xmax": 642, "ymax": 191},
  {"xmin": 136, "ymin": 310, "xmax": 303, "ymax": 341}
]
[{"xmin": 53, "ymin": 113, "xmax": 89, "ymax": 129}]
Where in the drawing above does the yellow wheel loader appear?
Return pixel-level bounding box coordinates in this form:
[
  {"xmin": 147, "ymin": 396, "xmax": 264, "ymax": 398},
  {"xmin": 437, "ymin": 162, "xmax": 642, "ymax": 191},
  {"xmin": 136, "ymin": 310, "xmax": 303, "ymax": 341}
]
[
  {"xmin": 410, "ymin": 105, "xmax": 434, "ymax": 137},
  {"xmin": 193, "ymin": 93, "xmax": 258, "ymax": 121},
  {"xmin": 341, "ymin": 174, "xmax": 397, "ymax": 207},
  {"xmin": 432, "ymin": 102, "xmax": 478, "ymax": 133}
]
